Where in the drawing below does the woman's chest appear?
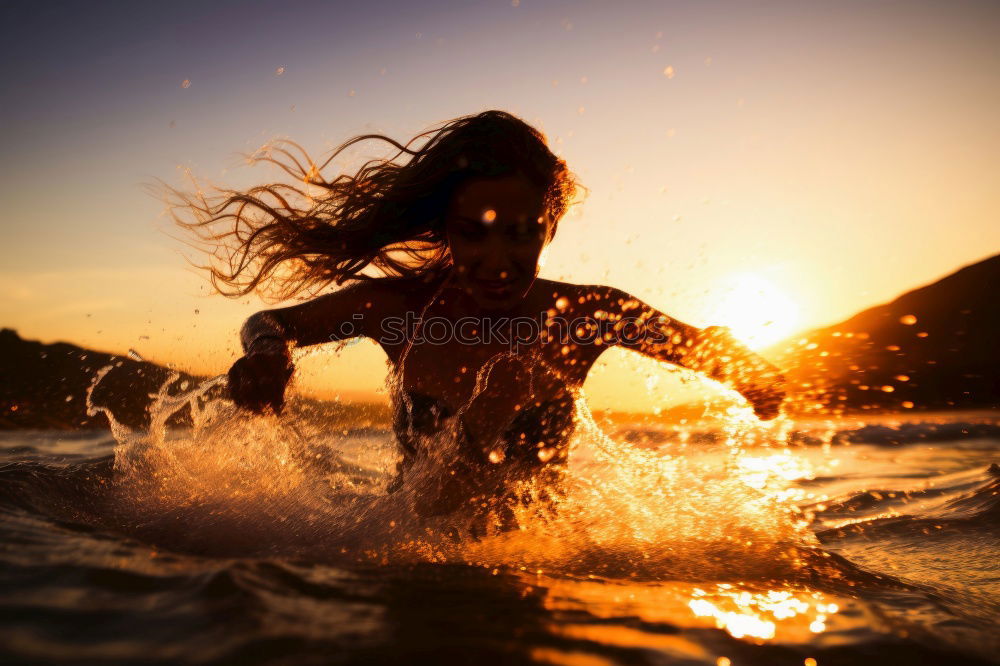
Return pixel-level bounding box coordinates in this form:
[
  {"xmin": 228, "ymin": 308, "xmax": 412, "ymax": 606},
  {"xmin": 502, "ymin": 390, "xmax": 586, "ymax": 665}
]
[{"xmin": 392, "ymin": 335, "xmax": 596, "ymax": 409}]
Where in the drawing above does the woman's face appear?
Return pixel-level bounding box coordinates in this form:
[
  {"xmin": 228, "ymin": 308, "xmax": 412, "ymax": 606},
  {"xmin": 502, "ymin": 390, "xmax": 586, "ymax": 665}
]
[{"xmin": 444, "ymin": 173, "xmax": 553, "ymax": 311}]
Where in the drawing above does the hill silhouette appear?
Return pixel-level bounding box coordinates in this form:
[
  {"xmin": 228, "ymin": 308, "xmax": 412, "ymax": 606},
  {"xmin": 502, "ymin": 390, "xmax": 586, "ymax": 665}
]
[
  {"xmin": 768, "ymin": 253, "xmax": 1000, "ymax": 414},
  {"xmin": 0, "ymin": 328, "xmax": 205, "ymax": 430},
  {"xmin": 0, "ymin": 329, "xmax": 389, "ymax": 430}
]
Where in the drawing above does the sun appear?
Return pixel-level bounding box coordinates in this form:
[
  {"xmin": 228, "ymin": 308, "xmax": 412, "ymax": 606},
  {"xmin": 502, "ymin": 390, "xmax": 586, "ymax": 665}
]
[{"xmin": 708, "ymin": 273, "xmax": 800, "ymax": 349}]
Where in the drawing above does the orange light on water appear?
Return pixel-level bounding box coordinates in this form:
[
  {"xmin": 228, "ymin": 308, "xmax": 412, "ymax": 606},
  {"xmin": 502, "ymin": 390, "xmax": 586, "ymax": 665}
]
[{"xmin": 687, "ymin": 586, "xmax": 838, "ymax": 642}]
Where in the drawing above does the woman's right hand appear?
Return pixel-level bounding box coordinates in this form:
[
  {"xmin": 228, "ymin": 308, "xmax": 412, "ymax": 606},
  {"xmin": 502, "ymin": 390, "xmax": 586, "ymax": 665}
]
[{"xmin": 227, "ymin": 350, "xmax": 294, "ymax": 415}]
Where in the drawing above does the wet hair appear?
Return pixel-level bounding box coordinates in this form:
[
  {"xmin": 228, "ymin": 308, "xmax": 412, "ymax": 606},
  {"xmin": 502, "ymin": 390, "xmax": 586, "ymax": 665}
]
[{"xmin": 169, "ymin": 110, "xmax": 582, "ymax": 300}]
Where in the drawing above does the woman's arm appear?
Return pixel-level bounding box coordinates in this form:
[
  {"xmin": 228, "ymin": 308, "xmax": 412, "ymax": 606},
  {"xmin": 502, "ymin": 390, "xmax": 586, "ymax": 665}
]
[
  {"xmin": 240, "ymin": 281, "xmax": 387, "ymax": 353},
  {"xmin": 589, "ymin": 286, "xmax": 786, "ymax": 419},
  {"xmin": 229, "ymin": 282, "xmax": 389, "ymax": 414}
]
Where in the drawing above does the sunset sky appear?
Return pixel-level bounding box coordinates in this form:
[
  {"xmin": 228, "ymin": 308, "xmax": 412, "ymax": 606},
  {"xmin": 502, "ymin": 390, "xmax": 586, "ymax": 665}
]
[{"xmin": 2, "ymin": 0, "xmax": 998, "ymax": 411}]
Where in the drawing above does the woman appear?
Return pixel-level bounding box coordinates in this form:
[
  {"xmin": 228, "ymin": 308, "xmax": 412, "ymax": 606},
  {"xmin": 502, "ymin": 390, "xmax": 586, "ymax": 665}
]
[{"xmin": 175, "ymin": 110, "xmax": 785, "ymax": 518}]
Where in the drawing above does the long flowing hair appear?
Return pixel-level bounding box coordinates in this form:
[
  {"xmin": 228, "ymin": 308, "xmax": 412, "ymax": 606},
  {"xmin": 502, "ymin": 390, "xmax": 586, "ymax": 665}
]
[{"xmin": 167, "ymin": 110, "xmax": 582, "ymax": 301}]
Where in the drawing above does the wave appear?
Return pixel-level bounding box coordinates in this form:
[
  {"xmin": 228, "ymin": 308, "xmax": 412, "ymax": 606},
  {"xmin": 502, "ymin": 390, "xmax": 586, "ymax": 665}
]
[
  {"xmin": 814, "ymin": 465, "xmax": 1000, "ymax": 539},
  {"xmin": 833, "ymin": 421, "xmax": 1000, "ymax": 446},
  {"xmin": 610, "ymin": 416, "xmax": 1000, "ymax": 452}
]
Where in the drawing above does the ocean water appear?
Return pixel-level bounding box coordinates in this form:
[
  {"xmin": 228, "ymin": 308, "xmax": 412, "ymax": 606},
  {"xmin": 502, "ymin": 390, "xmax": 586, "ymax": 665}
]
[{"xmin": 1, "ymin": 381, "xmax": 998, "ymax": 665}]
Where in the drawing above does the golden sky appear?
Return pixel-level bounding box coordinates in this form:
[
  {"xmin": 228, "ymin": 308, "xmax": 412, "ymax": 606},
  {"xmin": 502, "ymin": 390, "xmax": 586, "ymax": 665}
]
[{"xmin": 2, "ymin": 0, "xmax": 998, "ymax": 410}]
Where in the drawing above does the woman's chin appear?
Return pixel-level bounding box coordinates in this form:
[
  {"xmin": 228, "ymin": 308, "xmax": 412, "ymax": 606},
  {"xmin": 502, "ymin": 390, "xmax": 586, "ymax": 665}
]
[
  {"xmin": 455, "ymin": 279, "xmax": 531, "ymax": 312},
  {"xmin": 472, "ymin": 289, "xmax": 521, "ymax": 312}
]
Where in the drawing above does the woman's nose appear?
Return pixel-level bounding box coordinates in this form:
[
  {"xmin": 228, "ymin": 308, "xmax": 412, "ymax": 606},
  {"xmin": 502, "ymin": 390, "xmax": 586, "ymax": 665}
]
[{"xmin": 478, "ymin": 238, "xmax": 515, "ymax": 278}]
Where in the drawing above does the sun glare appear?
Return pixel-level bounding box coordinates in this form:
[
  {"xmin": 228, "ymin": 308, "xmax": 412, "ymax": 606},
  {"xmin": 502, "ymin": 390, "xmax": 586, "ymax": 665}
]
[{"xmin": 708, "ymin": 273, "xmax": 800, "ymax": 349}]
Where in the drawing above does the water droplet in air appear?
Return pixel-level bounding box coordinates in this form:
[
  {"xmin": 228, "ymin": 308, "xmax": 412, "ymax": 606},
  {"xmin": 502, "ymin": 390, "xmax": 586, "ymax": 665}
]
[
  {"xmin": 127, "ymin": 349, "xmax": 144, "ymax": 362},
  {"xmin": 488, "ymin": 449, "xmax": 505, "ymax": 464},
  {"xmin": 181, "ymin": 79, "xmax": 191, "ymax": 89},
  {"xmin": 275, "ymin": 66, "xmax": 285, "ymax": 76},
  {"xmin": 663, "ymin": 65, "xmax": 675, "ymax": 79},
  {"xmin": 899, "ymin": 314, "xmax": 917, "ymax": 325}
]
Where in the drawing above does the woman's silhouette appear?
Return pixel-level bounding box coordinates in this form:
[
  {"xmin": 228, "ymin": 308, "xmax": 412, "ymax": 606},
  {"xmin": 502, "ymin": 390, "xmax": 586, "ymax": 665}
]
[{"xmin": 174, "ymin": 110, "xmax": 785, "ymax": 518}]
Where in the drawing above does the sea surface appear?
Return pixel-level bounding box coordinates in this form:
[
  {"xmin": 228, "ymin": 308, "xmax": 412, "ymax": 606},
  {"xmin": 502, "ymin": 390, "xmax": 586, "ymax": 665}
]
[{"xmin": 1, "ymin": 388, "xmax": 998, "ymax": 665}]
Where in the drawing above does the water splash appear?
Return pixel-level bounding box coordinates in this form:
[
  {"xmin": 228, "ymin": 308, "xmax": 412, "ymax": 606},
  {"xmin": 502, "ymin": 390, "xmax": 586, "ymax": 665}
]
[{"xmin": 84, "ymin": 356, "xmax": 817, "ymax": 583}]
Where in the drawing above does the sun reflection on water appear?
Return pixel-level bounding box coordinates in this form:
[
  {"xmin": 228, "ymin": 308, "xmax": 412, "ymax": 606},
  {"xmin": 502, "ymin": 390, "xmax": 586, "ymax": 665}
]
[
  {"xmin": 535, "ymin": 575, "xmax": 846, "ymax": 658},
  {"xmin": 737, "ymin": 452, "xmax": 815, "ymax": 489},
  {"xmin": 687, "ymin": 585, "xmax": 838, "ymax": 641}
]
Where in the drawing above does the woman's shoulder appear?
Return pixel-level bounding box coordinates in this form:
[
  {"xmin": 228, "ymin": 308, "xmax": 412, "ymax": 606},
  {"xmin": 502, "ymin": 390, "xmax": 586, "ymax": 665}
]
[
  {"xmin": 533, "ymin": 279, "xmax": 635, "ymax": 314},
  {"xmin": 350, "ymin": 273, "xmax": 446, "ymax": 311}
]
